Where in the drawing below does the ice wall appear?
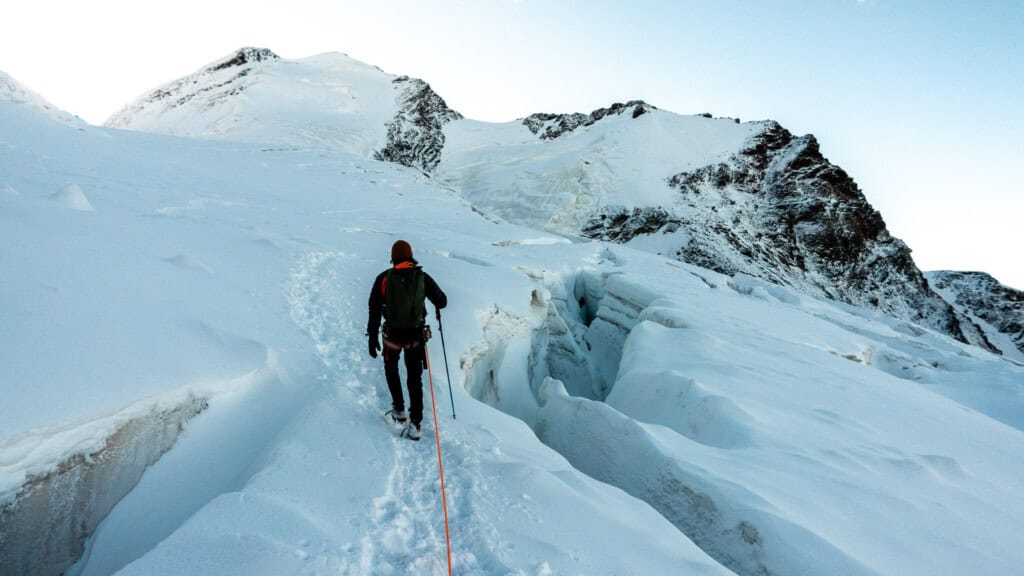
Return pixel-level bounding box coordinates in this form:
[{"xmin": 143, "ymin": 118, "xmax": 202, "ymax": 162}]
[
  {"xmin": 463, "ymin": 266, "xmax": 793, "ymax": 575},
  {"xmin": 0, "ymin": 396, "xmax": 208, "ymax": 576}
]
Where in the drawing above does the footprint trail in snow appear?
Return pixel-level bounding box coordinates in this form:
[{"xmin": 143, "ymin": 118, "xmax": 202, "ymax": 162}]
[{"xmin": 288, "ymin": 251, "xmax": 514, "ymax": 575}]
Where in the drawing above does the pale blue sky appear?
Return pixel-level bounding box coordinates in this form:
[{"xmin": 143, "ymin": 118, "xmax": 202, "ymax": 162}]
[{"xmin": 2, "ymin": 0, "xmax": 1021, "ymax": 287}]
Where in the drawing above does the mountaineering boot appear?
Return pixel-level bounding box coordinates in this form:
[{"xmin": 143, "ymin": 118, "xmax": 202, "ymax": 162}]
[
  {"xmin": 387, "ymin": 409, "xmax": 408, "ymax": 424},
  {"xmin": 404, "ymin": 423, "xmax": 422, "ymax": 441}
]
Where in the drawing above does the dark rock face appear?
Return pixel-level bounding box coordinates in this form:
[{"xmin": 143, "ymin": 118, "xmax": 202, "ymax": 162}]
[
  {"xmin": 927, "ymin": 271, "xmax": 1024, "ymax": 356},
  {"xmin": 208, "ymin": 47, "xmax": 279, "ymax": 71},
  {"xmin": 584, "ymin": 121, "xmax": 992, "ymax": 349},
  {"xmin": 375, "ymin": 76, "xmax": 463, "ymax": 173},
  {"xmin": 523, "ymin": 100, "xmax": 655, "ymax": 140},
  {"xmin": 582, "ymin": 208, "xmax": 682, "ymax": 244}
]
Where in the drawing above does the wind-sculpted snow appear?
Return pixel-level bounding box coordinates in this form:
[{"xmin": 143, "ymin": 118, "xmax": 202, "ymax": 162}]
[
  {"xmin": 536, "ymin": 378, "xmax": 872, "ymax": 575},
  {"xmin": 49, "ymin": 182, "xmax": 95, "ymax": 212},
  {"xmin": 928, "ymin": 270, "xmax": 1024, "ymax": 360}
]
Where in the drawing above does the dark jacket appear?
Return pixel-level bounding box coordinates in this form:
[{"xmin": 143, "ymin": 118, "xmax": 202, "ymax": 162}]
[{"xmin": 367, "ymin": 259, "xmax": 447, "ymax": 337}]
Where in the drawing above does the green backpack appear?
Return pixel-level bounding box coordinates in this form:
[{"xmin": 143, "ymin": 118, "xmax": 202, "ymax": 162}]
[{"xmin": 384, "ymin": 267, "xmax": 426, "ymax": 331}]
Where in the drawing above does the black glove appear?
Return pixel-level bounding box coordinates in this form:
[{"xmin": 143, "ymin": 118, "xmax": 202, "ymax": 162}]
[{"xmin": 368, "ymin": 333, "xmax": 380, "ymax": 358}]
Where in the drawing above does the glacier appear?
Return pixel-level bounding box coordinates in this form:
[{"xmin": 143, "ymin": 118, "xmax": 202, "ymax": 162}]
[{"xmin": 1, "ymin": 51, "xmax": 1023, "ymax": 575}]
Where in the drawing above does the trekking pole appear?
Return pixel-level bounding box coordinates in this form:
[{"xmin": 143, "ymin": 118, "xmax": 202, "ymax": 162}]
[
  {"xmin": 436, "ymin": 308, "xmax": 456, "ymax": 419},
  {"xmin": 424, "ymin": 343, "xmax": 454, "ymax": 576}
]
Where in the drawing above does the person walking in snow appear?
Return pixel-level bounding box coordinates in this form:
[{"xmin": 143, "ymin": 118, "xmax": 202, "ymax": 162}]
[{"xmin": 367, "ymin": 240, "xmax": 447, "ymax": 440}]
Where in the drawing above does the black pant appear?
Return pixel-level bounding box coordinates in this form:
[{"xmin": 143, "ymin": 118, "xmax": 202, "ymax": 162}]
[{"xmin": 384, "ymin": 342, "xmax": 424, "ymax": 426}]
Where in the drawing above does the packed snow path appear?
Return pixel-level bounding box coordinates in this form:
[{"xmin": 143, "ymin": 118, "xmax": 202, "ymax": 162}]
[
  {"xmin": 283, "ymin": 248, "xmax": 726, "ymax": 576},
  {"xmin": 288, "ymin": 251, "xmax": 512, "ymax": 575}
]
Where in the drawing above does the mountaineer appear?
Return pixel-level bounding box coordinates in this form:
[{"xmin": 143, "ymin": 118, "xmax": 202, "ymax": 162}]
[{"xmin": 367, "ymin": 240, "xmax": 447, "ymax": 440}]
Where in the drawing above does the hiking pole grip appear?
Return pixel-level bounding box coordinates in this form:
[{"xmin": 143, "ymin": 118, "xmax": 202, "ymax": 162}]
[{"xmin": 436, "ymin": 307, "xmax": 456, "ymax": 419}]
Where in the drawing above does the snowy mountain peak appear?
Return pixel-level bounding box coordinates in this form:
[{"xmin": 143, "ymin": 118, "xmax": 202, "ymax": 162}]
[
  {"xmin": 103, "ymin": 48, "xmax": 457, "ymax": 167},
  {"xmin": 104, "ymin": 47, "xmax": 283, "ymax": 133}
]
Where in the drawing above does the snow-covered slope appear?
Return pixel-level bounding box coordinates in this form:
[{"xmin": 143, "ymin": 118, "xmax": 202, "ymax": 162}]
[
  {"xmin": 0, "ymin": 81, "xmax": 727, "ymax": 576},
  {"xmin": 0, "ymin": 70, "xmax": 83, "ymax": 127},
  {"xmin": 437, "ymin": 104, "xmax": 758, "ymax": 230},
  {"xmin": 106, "ymin": 48, "xmax": 460, "ymax": 171},
  {"xmin": 5, "ymin": 58, "xmax": 1021, "ymax": 576},
  {"xmin": 436, "ymin": 110, "xmax": 992, "ymax": 353},
  {"xmin": 927, "ymin": 271, "xmax": 1024, "ymax": 361}
]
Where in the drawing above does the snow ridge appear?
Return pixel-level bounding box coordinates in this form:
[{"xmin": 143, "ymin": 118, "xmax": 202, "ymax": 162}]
[{"xmin": 105, "ymin": 48, "xmax": 279, "ymax": 130}]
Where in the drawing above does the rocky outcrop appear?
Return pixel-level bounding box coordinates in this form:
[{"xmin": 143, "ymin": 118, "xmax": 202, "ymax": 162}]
[
  {"xmin": 523, "ymin": 100, "xmax": 655, "ymax": 140},
  {"xmin": 375, "ymin": 76, "xmax": 462, "ymax": 173},
  {"xmin": 584, "ymin": 121, "xmax": 992, "ymax": 350},
  {"xmin": 582, "ymin": 207, "xmax": 682, "ymax": 243},
  {"xmin": 207, "ymin": 47, "xmax": 278, "ymax": 71},
  {"xmin": 927, "ymin": 271, "xmax": 1023, "ymax": 357}
]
